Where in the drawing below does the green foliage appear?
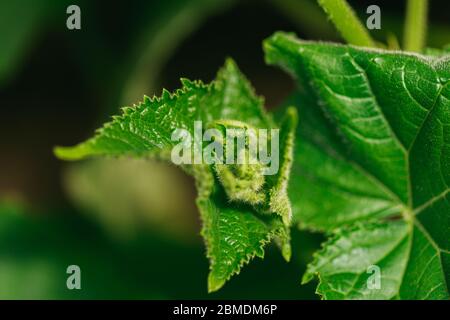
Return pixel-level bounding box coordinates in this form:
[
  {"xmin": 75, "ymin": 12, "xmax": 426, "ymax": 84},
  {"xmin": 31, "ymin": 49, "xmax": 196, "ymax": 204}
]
[
  {"xmin": 264, "ymin": 32, "xmax": 449, "ymax": 299},
  {"xmin": 53, "ymin": 0, "xmax": 449, "ymax": 300},
  {"xmin": 55, "ymin": 59, "xmax": 297, "ymax": 292}
]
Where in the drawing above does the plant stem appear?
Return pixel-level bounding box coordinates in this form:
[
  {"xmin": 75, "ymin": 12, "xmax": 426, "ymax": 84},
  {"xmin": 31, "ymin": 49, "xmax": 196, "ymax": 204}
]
[
  {"xmin": 403, "ymin": 0, "xmax": 428, "ymax": 52},
  {"xmin": 317, "ymin": 0, "xmax": 375, "ymax": 47}
]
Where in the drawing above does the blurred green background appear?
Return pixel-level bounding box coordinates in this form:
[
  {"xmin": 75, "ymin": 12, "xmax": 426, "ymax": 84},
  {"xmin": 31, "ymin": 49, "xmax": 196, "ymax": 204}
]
[{"xmin": 0, "ymin": 0, "xmax": 449, "ymax": 299}]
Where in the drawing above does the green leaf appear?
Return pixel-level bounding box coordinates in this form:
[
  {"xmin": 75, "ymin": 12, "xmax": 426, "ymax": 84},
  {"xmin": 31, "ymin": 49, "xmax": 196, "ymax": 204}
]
[
  {"xmin": 196, "ymin": 176, "xmax": 289, "ymax": 292},
  {"xmin": 212, "ymin": 107, "xmax": 298, "ymax": 226},
  {"xmin": 211, "ymin": 120, "xmax": 269, "ymax": 206},
  {"xmin": 265, "ymin": 32, "xmax": 449, "ymax": 299},
  {"xmin": 55, "ymin": 59, "xmax": 297, "ymax": 292},
  {"xmin": 267, "ymin": 107, "xmax": 298, "ymax": 227},
  {"xmin": 55, "ymin": 59, "xmax": 272, "ymax": 161},
  {"xmin": 303, "ymin": 221, "xmax": 448, "ymax": 299}
]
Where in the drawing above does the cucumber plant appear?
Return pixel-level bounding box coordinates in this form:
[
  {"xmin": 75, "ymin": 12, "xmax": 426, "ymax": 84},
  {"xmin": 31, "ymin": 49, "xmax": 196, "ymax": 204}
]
[{"xmin": 55, "ymin": 0, "xmax": 449, "ymax": 299}]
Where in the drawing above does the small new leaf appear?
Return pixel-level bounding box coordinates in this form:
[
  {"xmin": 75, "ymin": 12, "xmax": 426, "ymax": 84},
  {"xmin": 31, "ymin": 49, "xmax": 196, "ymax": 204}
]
[{"xmin": 55, "ymin": 58, "xmax": 297, "ymax": 292}]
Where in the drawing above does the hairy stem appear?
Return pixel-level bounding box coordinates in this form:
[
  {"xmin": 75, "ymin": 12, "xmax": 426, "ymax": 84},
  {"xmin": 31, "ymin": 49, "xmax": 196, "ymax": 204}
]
[
  {"xmin": 317, "ymin": 0, "xmax": 375, "ymax": 47},
  {"xmin": 403, "ymin": 0, "xmax": 428, "ymax": 52}
]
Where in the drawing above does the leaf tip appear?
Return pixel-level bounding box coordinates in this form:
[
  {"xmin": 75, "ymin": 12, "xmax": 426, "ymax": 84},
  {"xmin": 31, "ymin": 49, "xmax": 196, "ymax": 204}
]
[
  {"xmin": 53, "ymin": 144, "xmax": 90, "ymax": 161},
  {"xmin": 224, "ymin": 56, "xmax": 237, "ymax": 68},
  {"xmin": 282, "ymin": 242, "xmax": 292, "ymax": 262},
  {"xmin": 263, "ymin": 32, "xmax": 299, "ymax": 66},
  {"xmin": 207, "ymin": 273, "xmax": 225, "ymax": 293},
  {"xmin": 301, "ymin": 271, "xmax": 314, "ymax": 285}
]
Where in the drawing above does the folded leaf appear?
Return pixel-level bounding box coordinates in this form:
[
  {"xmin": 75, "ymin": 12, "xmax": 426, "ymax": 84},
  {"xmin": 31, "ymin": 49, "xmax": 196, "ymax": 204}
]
[
  {"xmin": 55, "ymin": 58, "xmax": 297, "ymax": 292},
  {"xmin": 193, "ymin": 166, "xmax": 288, "ymax": 292},
  {"xmin": 55, "ymin": 59, "xmax": 271, "ymax": 161},
  {"xmin": 265, "ymin": 32, "xmax": 449, "ymax": 299}
]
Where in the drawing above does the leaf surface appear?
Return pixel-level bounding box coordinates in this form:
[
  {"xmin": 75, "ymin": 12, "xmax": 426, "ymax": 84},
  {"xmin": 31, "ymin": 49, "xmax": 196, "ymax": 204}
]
[
  {"xmin": 265, "ymin": 32, "xmax": 449, "ymax": 299},
  {"xmin": 55, "ymin": 59, "xmax": 297, "ymax": 292}
]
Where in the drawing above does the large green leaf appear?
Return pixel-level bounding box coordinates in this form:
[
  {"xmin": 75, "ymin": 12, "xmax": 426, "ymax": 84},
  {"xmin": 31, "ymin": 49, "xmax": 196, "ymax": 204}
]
[
  {"xmin": 303, "ymin": 221, "xmax": 448, "ymax": 299},
  {"xmin": 55, "ymin": 59, "xmax": 297, "ymax": 292},
  {"xmin": 265, "ymin": 32, "xmax": 449, "ymax": 299}
]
